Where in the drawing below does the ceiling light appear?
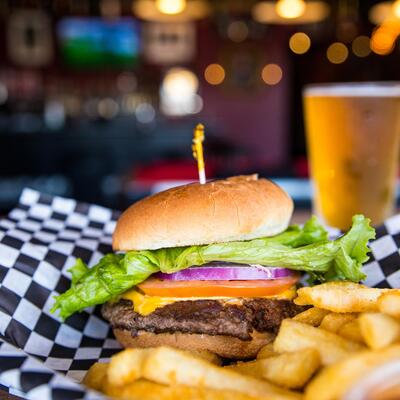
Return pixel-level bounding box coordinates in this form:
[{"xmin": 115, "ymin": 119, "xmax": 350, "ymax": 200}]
[
  {"xmin": 156, "ymin": 0, "xmax": 186, "ymax": 15},
  {"xmin": 252, "ymin": 1, "xmax": 330, "ymax": 25},
  {"xmin": 133, "ymin": 0, "xmax": 209, "ymax": 22},
  {"xmin": 276, "ymin": 0, "xmax": 306, "ymax": 19}
]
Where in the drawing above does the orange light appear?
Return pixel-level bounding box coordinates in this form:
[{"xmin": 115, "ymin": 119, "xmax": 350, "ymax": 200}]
[
  {"xmin": 204, "ymin": 64, "xmax": 225, "ymax": 85},
  {"xmin": 289, "ymin": 32, "xmax": 311, "ymax": 54},
  {"xmin": 261, "ymin": 64, "xmax": 283, "ymax": 85},
  {"xmin": 370, "ymin": 21, "xmax": 400, "ymax": 55},
  {"xmin": 326, "ymin": 42, "xmax": 348, "ymax": 64}
]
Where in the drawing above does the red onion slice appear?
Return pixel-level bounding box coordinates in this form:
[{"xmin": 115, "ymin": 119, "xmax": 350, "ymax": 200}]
[{"xmin": 154, "ymin": 262, "xmax": 294, "ymax": 281}]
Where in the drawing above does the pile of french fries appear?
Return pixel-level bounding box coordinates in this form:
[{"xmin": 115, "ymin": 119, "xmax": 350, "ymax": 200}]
[{"xmin": 84, "ymin": 282, "xmax": 400, "ymax": 400}]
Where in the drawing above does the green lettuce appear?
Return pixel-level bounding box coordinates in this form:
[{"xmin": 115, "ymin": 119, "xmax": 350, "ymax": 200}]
[{"xmin": 51, "ymin": 215, "xmax": 375, "ymax": 320}]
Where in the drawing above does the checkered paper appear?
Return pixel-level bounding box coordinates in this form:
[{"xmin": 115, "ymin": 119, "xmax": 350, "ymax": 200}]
[
  {"xmin": 0, "ymin": 188, "xmax": 400, "ymax": 399},
  {"xmin": 0, "ymin": 188, "xmax": 122, "ymax": 399}
]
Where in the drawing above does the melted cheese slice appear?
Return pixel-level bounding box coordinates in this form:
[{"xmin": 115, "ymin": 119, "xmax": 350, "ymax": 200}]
[{"xmin": 122, "ymin": 286, "xmax": 297, "ymax": 316}]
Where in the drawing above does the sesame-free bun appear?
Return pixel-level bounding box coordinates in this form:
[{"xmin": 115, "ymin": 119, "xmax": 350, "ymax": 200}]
[
  {"xmin": 113, "ymin": 175, "xmax": 293, "ymax": 251},
  {"xmin": 113, "ymin": 328, "xmax": 274, "ymax": 360}
]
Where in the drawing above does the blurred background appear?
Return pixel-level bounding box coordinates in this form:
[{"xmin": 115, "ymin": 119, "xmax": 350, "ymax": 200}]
[{"xmin": 0, "ymin": 0, "xmax": 399, "ymax": 213}]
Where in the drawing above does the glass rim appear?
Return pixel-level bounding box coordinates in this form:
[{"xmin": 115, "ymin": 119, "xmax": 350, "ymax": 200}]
[{"xmin": 303, "ymin": 81, "xmax": 400, "ymax": 97}]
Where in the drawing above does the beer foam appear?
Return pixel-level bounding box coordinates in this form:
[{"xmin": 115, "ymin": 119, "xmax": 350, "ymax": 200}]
[{"xmin": 304, "ymin": 83, "xmax": 400, "ymax": 97}]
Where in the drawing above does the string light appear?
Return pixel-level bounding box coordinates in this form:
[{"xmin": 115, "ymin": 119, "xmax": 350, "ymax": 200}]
[
  {"xmin": 276, "ymin": 0, "xmax": 306, "ymax": 19},
  {"xmin": 326, "ymin": 42, "xmax": 348, "ymax": 64},
  {"xmin": 289, "ymin": 32, "xmax": 311, "ymax": 54},
  {"xmin": 261, "ymin": 64, "xmax": 283, "ymax": 85},
  {"xmin": 204, "ymin": 64, "xmax": 225, "ymax": 85},
  {"xmin": 156, "ymin": 0, "xmax": 186, "ymax": 15}
]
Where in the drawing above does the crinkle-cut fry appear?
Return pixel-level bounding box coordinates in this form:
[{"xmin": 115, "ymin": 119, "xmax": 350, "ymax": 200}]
[
  {"xmin": 273, "ymin": 319, "xmax": 364, "ymax": 365},
  {"xmin": 337, "ymin": 320, "xmax": 364, "ymax": 344},
  {"xmin": 319, "ymin": 312, "xmax": 356, "ymax": 333},
  {"xmin": 292, "ymin": 307, "xmax": 329, "ymax": 326},
  {"xmin": 104, "ymin": 379, "xmax": 263, "ymax": 400},
  {"xmin": 358, "ymin": 312, "xmax": 400, "ymax": 350},
  {"xmin": 294, "ymin": 282, "xmax": 388, "ymax": 313},
  {"xmin": 141, "ymin": 346, "xmax": 302, "ymax": 400},
  {"xmin": 83, "ymin": 362, "xmax": 109, "ymax": 391},
  {"xmin": 378, "ymin": 291, "xmax": 400, "ymax": 318},
  {"xmin": 305, "ymin": 345, "xmax": 400, "ymax": 400},
  {"xmin": 228, "ymin": 349, "xmax": 320, "ymax": 389}
]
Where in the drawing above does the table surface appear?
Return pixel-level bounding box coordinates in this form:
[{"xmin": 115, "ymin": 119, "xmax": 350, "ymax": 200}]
[
  {"xmin": 0, "ymin": 394, "xmax": 20, "ymax": 400},
  {"xmin": 0, "ymin": 209, "xmax": 312, "ymax": 399}
]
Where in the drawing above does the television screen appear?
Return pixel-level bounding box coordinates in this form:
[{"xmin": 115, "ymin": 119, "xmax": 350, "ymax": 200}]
[{"xmin": 57, "ymin": 17, "xmax": 140, "ymax": 68}]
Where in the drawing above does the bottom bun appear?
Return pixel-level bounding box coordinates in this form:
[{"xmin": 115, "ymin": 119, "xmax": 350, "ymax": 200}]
[{"xmin": 113, "ymin": 328, "xmax": 274, "ymax": 359}]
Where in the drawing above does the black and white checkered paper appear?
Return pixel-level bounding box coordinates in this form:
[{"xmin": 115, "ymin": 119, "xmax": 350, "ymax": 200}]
[{"xmin": 0, "ymin": 188, "xmax": 400, "ymax": 399}]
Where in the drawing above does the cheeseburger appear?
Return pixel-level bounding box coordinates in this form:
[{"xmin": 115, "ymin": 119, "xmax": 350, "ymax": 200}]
[{"xmin": 52, "ymin": 175, "xmax": 374, "ymax": 359}]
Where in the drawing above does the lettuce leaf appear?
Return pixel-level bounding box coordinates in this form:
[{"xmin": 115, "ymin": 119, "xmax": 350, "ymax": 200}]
[{"xmin": 51, "ymin": 215, "xmax": 375, "ymax": 320}]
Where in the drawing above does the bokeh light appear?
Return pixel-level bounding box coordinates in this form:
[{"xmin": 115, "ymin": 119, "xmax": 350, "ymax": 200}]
[
  {"xmin": 326, "ymin": 42, "xmax": 348, "ymax": 64},
  {"xmin": 289, "ymin": 32, "xmax": 311, "ymax": 54},
  {"xmin": 204, "ymin": 64, "xmax": 225, "ymax": 85},
  {"xmin": 156, "ymin": 0, "xmax": 186, "ymax": 15},
  {"xmin": 227, "ymin": 21, "xmax": 249, "ymax": 43},
  {"xmin": 160, "ymin": 68, "xmax": 200, "ymax": 116},
  {"xmin": 370, "ymin": 23, "xmax": 400, "ymax": 55},
  {"xmin": 351, "ymin": 36, "xmax": 371, "ymax": 58},
  {"xmin": 276, "ymin": 0, "xmax": 306, "ymax": 19},
  {"xmin": 393, "ymin": 0, "xmax": 400, "ymax": 18},
  {"xmin": 261, "ymin": 64, "xmax": 283, "ymax": 85}
]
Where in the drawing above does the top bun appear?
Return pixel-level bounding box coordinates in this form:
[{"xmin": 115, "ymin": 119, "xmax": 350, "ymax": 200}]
[{"xmin": 113, "ymin": 175, "xmax": 293, "ymax": 251}]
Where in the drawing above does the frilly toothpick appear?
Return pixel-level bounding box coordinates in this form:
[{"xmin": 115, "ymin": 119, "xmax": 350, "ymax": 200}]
[{"xmin": 192, "ymin": 123, "xmax": 206, "ymax": 184}]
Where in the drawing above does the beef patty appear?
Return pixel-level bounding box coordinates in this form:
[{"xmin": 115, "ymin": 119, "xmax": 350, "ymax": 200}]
[{"xmin": 102, "ymin": 298, "xmax": 304, "ymax": 341}]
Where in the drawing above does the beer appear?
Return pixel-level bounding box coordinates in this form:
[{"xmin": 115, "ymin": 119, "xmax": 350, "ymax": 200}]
[{"xmin": 303, "ymin": 83, "xmax": 400, "ymax": 230}]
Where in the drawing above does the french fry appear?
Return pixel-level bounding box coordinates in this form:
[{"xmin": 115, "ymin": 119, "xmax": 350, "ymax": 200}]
[
  {"xmin": 228, "ymin": 349, "xmax": 320, "ymax": 389},
  {"xmin": 107, "ymin": 348, "xmax": 151, "ymax": 386},
  {"xmin": 378, "ymin": 291, "xmax": 400, "ymax": 318},
  {"xmin": 305, "ymin": 345, "xmax": 400, "ymax": 400},
  {"xmin": 292, "ymin": 307, "xmax": 329, "ymax": 326},
  {"xmin": 358, "ymin": 312, "xmax": 400, "ymax": 350},
  {"xmin": 225, "ymin": 360, "xmax": 266, "ymax": 379},
  {"xmin": 337, "ymin": 320, "xmax": 364, "ymax": 344},
  {"xmin": 273, "ymin": 319, "xmax": 364, "ymax": 365},
  {"xmin": 261, "ymin": 349, "xmax": 320, "ymax": 389},
  {"xmin": 141, "ymin": 346, "xmax": 301, "ymax": 400},
  {"xmin": 319, "ymin": 312, "xmax": 356, "ymax": 333},
  {"xmin": 104, "ymin": 379, "xmax": 263, "ymax": 400},
  {"xmin": 107, "ymin": 347, "xmax": 221, "ymax": 387},
  {"xmin": 294, "ymin": 282, "xmax": 388, "ymax": 313},
  {"xmin": 256, "ymin": 343, "xmax": 276, "ymax": 359},
  {"xmin": 83, "ymin": 362, "xmax": 109, "ymax": 391},
  {"xmin": 190, "ymin": 349, "xmax": 222, "ymax": 366}
]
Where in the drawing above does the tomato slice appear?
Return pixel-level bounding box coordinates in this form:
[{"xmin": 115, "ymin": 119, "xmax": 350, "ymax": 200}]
[{"xmin": 137, "ymin": 275, "xmax": 299, "ymax": 297}]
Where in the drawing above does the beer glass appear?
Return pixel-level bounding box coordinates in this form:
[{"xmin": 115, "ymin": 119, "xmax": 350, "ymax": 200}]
[{"xmin": 303, "ymin": 83, "xmax": 400, "ymax": 230}]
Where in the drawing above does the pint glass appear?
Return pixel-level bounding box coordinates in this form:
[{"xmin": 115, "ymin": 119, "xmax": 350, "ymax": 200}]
[{"xmin": 303, "ymin": 83, "xmax": 400, "ymax": 230}]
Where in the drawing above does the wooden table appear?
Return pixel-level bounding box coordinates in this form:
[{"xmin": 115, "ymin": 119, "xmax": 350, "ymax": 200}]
[{"xmin": 0, "ymin": 392, "xmax": 21, "ymax": 400}]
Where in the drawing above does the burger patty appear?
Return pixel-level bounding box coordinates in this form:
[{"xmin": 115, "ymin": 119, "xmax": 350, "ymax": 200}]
[{"xmin": 102, "ymin": 298, "xmax": 304, "ymax": 341}]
